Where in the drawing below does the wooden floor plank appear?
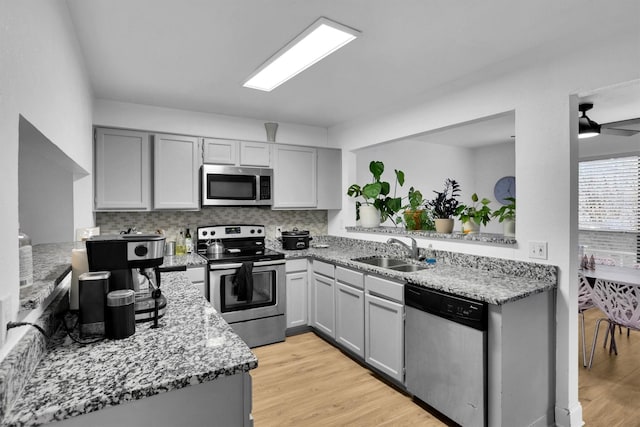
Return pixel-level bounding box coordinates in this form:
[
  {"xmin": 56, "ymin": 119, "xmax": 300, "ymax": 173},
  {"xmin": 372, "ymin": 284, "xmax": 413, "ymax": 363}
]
[
  {"xmin": 579, "ymin": 307, "xmax": 640, "ymax": 426},
  {"xmin": 253, "ymin": 312, "xmax": 640, "ymax": 426},
  {"xmin": 252, "ymin": 333, "xmax": 447, "ymax": 426}
]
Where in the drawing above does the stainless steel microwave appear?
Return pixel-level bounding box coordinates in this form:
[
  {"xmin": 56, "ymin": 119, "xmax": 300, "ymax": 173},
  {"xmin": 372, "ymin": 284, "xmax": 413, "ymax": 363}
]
[{"xmin": 201, "ymin": 164, "xmax": 273, "ymax": 206}]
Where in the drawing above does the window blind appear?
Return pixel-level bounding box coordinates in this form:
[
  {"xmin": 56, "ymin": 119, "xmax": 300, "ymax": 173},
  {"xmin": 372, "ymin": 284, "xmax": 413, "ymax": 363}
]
[{"xmin": 578, "ymin": 156, "xmax": 639, "ymax": 232}]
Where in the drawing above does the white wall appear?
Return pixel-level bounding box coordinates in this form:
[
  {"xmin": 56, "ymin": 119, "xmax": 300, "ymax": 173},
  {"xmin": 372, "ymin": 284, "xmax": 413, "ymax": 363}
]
[
  {"xmin": 18, "ymin": 118, "xmax": 75, "ymax": 244},
  {"xmin": 93, "ymin": 99, "xmax": 328, "ymax": 147},
  {"xmin": 353, "ymin": 138, "xmax": 514, "ymax": 233},
  {"xmin": 579, "ymin": 132, "xmax": 640, "ymax": 160},
  {"xmin": 0, "ymin": 1, "xmax": 93, "ymax": 322},
  {"xmin": 328, "ymin": 30, "xmax": 640, "ymax": 427}
]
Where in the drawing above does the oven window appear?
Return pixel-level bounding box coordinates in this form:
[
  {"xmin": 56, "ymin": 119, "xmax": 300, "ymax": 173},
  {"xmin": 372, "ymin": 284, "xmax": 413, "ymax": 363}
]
[
  {"xmin": 220, "ymin": 270, "xmax": 276, "ymax": 312},
  {"xmin": 207, "ymin": 174, "xmax": 256, "ymax": 200}
]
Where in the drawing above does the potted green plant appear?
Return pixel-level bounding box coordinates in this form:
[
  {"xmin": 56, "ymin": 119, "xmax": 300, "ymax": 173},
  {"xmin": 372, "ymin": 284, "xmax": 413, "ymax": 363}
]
[
  {"xmin": 425, "ymin": 178, "xmax": 461, "ymax": 233},
  {"xmin": 492, "ymin": 196, "xmax": 516, "ymax": 237},
  {"xmin": 347, "ymin": 160, "xmax": 405, "ymax": 228},
  {"xmin": 402, "ymin": 187, "xmax": 434, "ymax": 230},
  {"xmin": 455, "ymin": 193, "xmax": 492, "ymax": 234}
]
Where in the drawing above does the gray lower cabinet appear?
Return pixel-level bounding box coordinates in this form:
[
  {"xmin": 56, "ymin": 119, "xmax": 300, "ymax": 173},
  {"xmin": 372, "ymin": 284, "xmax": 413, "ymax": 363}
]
[
  {"xmin": 184, "ymin": 266, "xmax": 207, "ymax": 299},
  {"xmin": 335, "ymin": 266, "xmax": 364, "ymax": 358},
  {"xmin": 364, "ymin": 275, "xmax": 405, "ymax": 383},
  {"xmin": 311, "ymin": 260, "xmax": 335, "ymax": 338},
  {"xmin": 153, "ymin": 133, "xmax": 200, "ymax": 209},
  {"xmin": 309, "ymin": 261, "xmax": 404, "ymax": 383},
  {"xmin": 286, "ymin": 259, "xmax": 308, "ymax": 329},
  {"xmin": 94, "ymin": 128, "xmax": 151, "ymax": 210}
]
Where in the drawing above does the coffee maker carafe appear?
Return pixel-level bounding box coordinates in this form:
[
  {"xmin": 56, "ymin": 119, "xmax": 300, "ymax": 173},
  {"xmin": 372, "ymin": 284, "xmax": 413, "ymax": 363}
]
[{"xmin": 85, "ymin": 234, "xmax": 166, "ymax": 325}]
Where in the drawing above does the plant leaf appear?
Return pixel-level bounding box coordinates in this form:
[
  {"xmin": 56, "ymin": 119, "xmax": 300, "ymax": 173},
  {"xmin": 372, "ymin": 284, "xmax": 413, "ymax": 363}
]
[
  {"xmin": 395, "ymin": 169, "xmax": 405, "ymax": 186},
  {"xmin": 380, "ymin": 181, "xmax": 390, "ymax": 196},
  {"xmin": 347, "ymin": 184, "xmax": 361, "ymax": 197},
  {"xmin": 369, "ymin": 161, "xmax": 384, "ymax": 181},
  {"xmin": 362, "ymin": 182, "xmax": 382, "ymax": 199}
]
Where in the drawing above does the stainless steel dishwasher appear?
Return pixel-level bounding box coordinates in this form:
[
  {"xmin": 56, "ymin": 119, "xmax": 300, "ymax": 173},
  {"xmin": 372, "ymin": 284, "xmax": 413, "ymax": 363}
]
[{"xmin": 405, "ymin": 283, "xmax": 488, "ymax": 427}]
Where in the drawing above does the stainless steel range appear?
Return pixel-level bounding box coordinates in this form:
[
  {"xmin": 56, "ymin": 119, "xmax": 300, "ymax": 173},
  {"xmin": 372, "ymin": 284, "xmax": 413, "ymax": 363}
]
[{"xmin": 197, "ymin": 224, "xmax": 286, "ymax": 348}]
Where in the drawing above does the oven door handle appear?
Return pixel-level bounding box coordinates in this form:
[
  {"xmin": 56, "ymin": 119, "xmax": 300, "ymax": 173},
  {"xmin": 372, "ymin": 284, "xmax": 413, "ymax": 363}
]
[{"xmin": 209, "ymin": 259, "xmax": 285, "ymax": 270}]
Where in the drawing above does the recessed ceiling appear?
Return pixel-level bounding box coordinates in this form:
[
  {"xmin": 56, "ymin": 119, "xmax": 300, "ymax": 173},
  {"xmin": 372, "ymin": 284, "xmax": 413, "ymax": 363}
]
[{"xmin": 65, "ymin": 0, "xmax": 639, "ymax": 129}]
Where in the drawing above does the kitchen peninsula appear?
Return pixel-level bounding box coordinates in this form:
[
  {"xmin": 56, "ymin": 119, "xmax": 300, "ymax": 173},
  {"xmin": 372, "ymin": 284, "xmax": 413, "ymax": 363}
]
[{"xmin": 0, "ymin": 246, "xmax": 255, "ymax": 427}]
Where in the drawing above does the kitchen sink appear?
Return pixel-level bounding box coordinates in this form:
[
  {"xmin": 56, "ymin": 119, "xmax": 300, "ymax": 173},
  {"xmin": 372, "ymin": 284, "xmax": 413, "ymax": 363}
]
[
  {"xmin": 351, "ymin": 256, "xmax": 429, "ymax": 272},
  {"xmin": 351, "ymin": 256, "xmax": 408, "ymax": 268},
  {"xmin": 388, "ymin": 264, "xmax": 428, "ymax": 272}
]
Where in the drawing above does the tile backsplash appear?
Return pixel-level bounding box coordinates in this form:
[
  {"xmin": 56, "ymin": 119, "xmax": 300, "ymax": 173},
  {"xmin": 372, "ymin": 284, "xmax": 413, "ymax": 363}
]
[{"xmin": 95, "ymin": 208, "xmax": 328, "ymax": 241}]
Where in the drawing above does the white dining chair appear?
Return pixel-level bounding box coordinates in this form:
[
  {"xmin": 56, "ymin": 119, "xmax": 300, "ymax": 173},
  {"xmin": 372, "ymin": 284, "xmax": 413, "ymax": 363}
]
[
  {"xmin": 578, "ymin": 273, "xmax": 595, "ymax": 367},
  {"xmin": 588, "ymin": 278, "xmax": 640, "ymax": 369}
]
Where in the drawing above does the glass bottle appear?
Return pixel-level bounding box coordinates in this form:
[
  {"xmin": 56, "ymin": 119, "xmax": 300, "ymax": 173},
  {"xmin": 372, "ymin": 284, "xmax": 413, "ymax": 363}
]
[
  {"xmin": 19, "ymin": 229, "xmax": 33, "ymax": 289},
  {"xmin": 185, "ymin": 228, "xmax": 193, "ymax": 254},
  {"xmin": 176, "ymin": 231, "xmax": 186, "ymax": 255}
]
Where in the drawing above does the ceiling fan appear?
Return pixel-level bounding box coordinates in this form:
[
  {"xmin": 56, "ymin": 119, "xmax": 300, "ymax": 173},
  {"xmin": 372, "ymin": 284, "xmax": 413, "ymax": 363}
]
[{"xmin": 579, "ymin": 103, "xmax": 640, "ymax": 138}]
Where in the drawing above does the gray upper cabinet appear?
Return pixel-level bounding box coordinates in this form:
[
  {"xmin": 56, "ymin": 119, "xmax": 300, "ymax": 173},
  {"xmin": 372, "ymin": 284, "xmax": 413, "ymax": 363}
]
[
  {"xmin": 95, "ymin": 128, "xmax": 151, "ymax": 210},
  {"xmin": 239, "ymin": 141, "xmax": 270, "ymax": 167},
  {"xmin": 317, "ymin": 148, "xmax": 342, "ymax": 210},
  {"xmin": 272, "ymin": 144, "xmax": 317, "ymax": 209},
  {"xmin": 203, "ymin": 138, "xmax": 271, "ymax": 167},
  {"xmin": 153, "ymin": 133, "xmax": 200, "ymax": 210},
  {"xmin": 202, "ymin": 138, "xmax": 237, "ymax": 165}
]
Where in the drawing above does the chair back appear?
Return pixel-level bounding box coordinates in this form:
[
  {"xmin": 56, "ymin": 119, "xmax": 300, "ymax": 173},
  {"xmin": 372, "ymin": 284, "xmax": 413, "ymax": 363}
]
[
  {"xmin": 591, "ymin": 279, "xmax": 640, "ymax": 330},
  {"xmin": 578, "ymin": 273, "xmax": 595, "ymax": 313}
]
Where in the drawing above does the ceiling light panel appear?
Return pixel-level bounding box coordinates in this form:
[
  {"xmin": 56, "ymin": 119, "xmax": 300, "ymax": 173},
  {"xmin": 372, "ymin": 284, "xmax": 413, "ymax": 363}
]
[{"xmin": 243, "ymin": 17, "xmax": 360, "ymax": 92}]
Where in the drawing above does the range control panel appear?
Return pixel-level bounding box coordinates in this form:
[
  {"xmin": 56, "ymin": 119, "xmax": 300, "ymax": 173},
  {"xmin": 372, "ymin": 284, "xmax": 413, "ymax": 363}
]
[{"xmin": 197, "ymin": 225, "xmax": 265, "ymax": 241}]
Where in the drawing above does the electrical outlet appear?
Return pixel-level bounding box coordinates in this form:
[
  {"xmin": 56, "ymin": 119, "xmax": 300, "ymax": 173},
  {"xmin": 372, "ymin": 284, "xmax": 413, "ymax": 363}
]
[
  {"xmin": 529, "ymin": 241, "xmax": 548, "ymax": 260},
  {"xmin": 0, "ymin": 294, "xmax": 12, "ymax": 348}
]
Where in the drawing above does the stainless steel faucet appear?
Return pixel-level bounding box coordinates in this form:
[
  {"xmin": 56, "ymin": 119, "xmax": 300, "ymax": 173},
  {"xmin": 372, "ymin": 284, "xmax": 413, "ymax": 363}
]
[{"xmin": 387, "ymin": 237, "xmax": 419, "ymax": 260}]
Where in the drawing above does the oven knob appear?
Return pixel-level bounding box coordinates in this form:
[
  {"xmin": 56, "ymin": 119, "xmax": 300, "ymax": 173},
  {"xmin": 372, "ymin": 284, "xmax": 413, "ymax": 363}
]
[
  {"xmin": 134, "ymin": 245, "xmax": 148, "ymax": 257},
  {"xmin": 202, "ymin": 231, "xmax": 208, "ymax": 236},
  {"xmin": 250, "ymin": 229, "xmax": 255, "ymax": 234},
  {"xmin": 257, "ymin": 229, "xmax": 262, "ymax": 234}
]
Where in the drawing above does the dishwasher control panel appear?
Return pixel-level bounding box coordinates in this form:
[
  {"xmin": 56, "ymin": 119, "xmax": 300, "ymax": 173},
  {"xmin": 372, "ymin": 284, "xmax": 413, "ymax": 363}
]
[{"xmin": 405, "ymin": 283, "xmax": 487, "ymax": 331}]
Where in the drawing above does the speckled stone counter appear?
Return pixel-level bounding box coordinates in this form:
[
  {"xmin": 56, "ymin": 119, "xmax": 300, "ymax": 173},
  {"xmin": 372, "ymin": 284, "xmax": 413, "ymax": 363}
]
[
  {"xmin": 2, "ymin": 271, "xmax": 256, "ymax": 427},
  {"xmin": 272, "ymin": 235, "xmax": 555, "ymax": 305},
  {"xmin": 19, "ymin": 242, "xmax": 76, "ymax": 313},
  {"xmin": 19, "ymin": 245, "xmax": 207, "ymax": 314},
  {"xmin": 159, "ymin": 252, "xmax": 207, "ymax": 270},
  {"xmin": 346, "ymin": 225, "xmax": 517, "ymax": 245}
]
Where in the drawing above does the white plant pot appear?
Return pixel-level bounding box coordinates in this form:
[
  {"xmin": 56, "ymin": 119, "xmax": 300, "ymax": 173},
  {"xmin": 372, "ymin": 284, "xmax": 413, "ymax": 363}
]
[
  {"xmin": 434, "ymin": 218, "xmax": 454, "ymax": 234},
  {"xmin": 462, "ymin": 220, "xmax": 480, "ymax": 234},
  {"xmin": 503, "ymin": 219, "xmax": 515, "ymax": 237},
  {"xmin": 359, "ymin": 205, "xmax": 381, "ymax": 228}
]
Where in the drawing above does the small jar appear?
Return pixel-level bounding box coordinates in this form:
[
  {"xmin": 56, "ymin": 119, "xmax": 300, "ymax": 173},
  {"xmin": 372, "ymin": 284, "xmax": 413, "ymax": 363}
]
[{"xmin": 106, "ymin": 289, "xmax": 136, "ymax": 339}]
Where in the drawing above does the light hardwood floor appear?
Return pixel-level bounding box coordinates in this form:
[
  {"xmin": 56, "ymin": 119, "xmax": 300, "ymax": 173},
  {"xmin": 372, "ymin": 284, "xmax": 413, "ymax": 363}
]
[
  {"xmin": 253, "ymin": 313, "xmax": 640, "ymax": 427},
  {"xmin": 251, "ymin": 332, "xmax": 451, "ymax": 426},
  {"xmin": 579, "ymin": 307, "xmax": 640, "ymax": 426}
]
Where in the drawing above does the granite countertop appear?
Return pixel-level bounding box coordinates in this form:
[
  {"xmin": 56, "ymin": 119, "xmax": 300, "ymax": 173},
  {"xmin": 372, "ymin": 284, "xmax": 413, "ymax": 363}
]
[
  {"xmin": 345, "ymin": 225, "xmax": 518, "ymax": 245},
  {"xmin": 3, "ymin": 271, "xmax": 256, "ymax": 427},
  {"xmin": 159, "ymin": 252, "xmax": 208, "ymax": 270},
  {"xmin": 274, "ymin": 236, "xmax": 556, "ymax": 305},
  {"xmin": 19, "ymin": 244, "xmax": 207, "ymax": 314},
  {"xmin": 19, "ymin": 243, "xmax": 76, "ymax": 312}
]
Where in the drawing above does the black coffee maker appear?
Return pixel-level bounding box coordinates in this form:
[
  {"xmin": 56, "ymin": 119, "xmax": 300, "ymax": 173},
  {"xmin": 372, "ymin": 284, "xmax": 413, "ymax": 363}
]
[{"xmin": 85, "ymin": 234, "xmax": 166, "ymax": 325}]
